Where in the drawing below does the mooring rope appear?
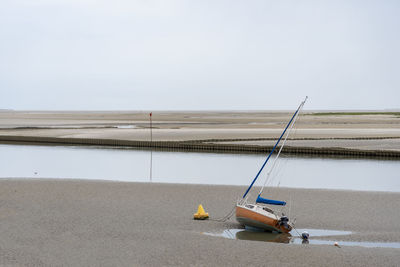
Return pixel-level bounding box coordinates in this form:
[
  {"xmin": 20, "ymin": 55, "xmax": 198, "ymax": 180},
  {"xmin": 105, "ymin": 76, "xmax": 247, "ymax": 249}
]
[
  {"xmin": 209, "ymin": 204, "xmax": 236, "ymax": 222},
  {"xmin": 292, "ymin": 225, "xmax": 302, "ymax": 238}
]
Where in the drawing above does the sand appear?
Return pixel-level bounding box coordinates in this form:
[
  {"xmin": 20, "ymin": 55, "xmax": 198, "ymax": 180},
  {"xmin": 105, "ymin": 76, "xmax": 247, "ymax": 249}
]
[
  {"xmin": 1, "ymin": 111, "xmax": 400, "ymax": 153},
  {"xmin": 0, "ymin": 111, "xmax": 399, "ymax": 265},
  {"xmin": 0, "ymin": 179, "xmax": 399, "ymax": 266}
]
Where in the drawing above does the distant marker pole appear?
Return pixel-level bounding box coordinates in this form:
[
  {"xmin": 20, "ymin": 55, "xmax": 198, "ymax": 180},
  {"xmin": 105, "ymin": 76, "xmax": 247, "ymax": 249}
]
[
  {"xmin": 150, "ymin": 112, "xmax": 153, "ymax": 142},
  {"xmin": 149, "ymin": 112, "xmax": 153, "ymax": 182}
]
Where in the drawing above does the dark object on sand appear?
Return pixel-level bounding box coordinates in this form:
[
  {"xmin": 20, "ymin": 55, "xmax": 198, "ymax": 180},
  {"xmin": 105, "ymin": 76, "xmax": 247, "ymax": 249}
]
[{"xmin": 301, "ymin": 231, "xmax": 310, "ymax": 240}]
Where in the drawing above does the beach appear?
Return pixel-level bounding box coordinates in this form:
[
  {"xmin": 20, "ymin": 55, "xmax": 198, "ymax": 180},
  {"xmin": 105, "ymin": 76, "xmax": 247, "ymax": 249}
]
[
  {"xmin": 0, "ymin": 179, "xmax": 399, "ymax": 266},
  {"xmin": 1, "ymin": 111, "xmax": 400, "ymax": 157},
  {"xmin": 3, "ymin": 0, "xmax": 400, "ymax": 265},
  {"xmin": 0, "ymin": 111, "xmax": 399, "ymax": 266}
]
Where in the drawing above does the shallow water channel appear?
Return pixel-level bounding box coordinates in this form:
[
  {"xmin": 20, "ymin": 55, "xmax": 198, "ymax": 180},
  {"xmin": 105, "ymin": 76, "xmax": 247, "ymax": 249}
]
[
  {"xmin": 1, "ymin": 144, "xmax": 399, "ymax": 192},
  {"xmin": 204, "ymin": 228, "xmax": 400, "ymax": 249}
]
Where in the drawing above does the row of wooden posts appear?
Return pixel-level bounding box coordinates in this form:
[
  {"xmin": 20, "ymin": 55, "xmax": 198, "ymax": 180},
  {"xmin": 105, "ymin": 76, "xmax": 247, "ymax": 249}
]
[{"xmin": 0, "ymin": 135, "xmax": 399, "ymax": 159}]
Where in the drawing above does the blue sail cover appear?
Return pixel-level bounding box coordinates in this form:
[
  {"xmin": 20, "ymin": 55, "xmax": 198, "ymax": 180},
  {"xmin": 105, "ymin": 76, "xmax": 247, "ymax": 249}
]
[{"xmin": 256, "ymin": 195, "xmax": 286, "ymax": 206}]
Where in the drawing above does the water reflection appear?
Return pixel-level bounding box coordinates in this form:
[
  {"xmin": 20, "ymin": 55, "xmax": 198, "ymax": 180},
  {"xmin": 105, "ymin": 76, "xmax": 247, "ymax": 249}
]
[
  {"xmin": 1, "ymin": 144, "xmax": 399, "ymax": 192},
  {"xmin": 204, "ymin": 228, "xmax": 400, "ymax": 249},
  {"xmin": 149, "ymin": 150, "xmax": 153, "ymax": 182},
  {"xmin": 234, "ymin": 230, "xmax": 291, "ymax": 243},
  {"xmin": 207, "ymin": 228, "xmax": 351, "ymax": 243}
]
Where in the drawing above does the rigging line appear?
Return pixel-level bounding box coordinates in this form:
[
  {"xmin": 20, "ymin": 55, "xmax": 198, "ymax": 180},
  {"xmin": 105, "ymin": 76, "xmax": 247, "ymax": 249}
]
[
  {"xmin": 287, "ymin": 110, "xmax": 301, "ymax": 214},
  {"xmin": 266, "ymin": 161, "xmax": 285, "ymax": 189},
  {"xmin": 265, "ymin": 98, "xmax": 305, "ymax": 190},
  {"xmin": 268, "ymin": 102, "xmax": 304, "ymax": 186},
  {"xmin": 292, "ymin": 225, "xmax": 302, "ymax": 238},
  {"xmin": 258, "ymin": 100, "xmax": 305, "ymax": 196},
  {"xmin": 264, "ymin": 152, "xmax": 289, "ymax": 192},
  {"xmin": 265, "ymin": 119, "xmax": 297, "ymax": 189},
  {"xmin": 290, "ymin": 115, "xmax": 301, "ymax": 147},
  {"xmin": 242, "ymin": 97, "xmax": 307, "ymax": 199},
  {"xmin": 261, "ymin": 128, "xmax": 293, "ymax": 190}
]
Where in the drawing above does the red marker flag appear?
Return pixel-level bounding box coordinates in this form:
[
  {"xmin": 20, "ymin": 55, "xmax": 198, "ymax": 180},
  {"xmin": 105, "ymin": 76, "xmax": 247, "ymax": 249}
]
[{"xmin": 150, "ymin": 112, "xmax": 152, "ymax": 117}]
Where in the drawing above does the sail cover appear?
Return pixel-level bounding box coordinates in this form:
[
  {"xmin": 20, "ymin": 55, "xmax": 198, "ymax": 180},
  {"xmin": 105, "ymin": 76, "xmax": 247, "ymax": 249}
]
[{"xmin": 256, "ymin": 195, "xmax": 286, "ymax": 206}]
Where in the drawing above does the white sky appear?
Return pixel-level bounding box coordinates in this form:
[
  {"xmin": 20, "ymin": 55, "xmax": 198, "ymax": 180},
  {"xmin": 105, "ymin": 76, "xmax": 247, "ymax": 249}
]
[{"xmin": 1, "ymin": 0, "xmax": 399, "ymax": 110}]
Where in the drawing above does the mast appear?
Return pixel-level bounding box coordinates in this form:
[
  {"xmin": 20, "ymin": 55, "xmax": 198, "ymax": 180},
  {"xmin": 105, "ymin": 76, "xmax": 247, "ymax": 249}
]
[
  {"xmin": 241, "ymin": 97, "xmax": 307, "ymax": 199},
  {"xmin": 258, "ymin": 100, "xmax": 303, "ymax": 196}
]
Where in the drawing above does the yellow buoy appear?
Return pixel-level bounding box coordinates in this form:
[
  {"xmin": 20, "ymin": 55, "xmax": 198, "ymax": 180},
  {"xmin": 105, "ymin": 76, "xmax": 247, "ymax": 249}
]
[{"xmin": 193, "ymin": 204, "xmax": 209, "ymax": 220}]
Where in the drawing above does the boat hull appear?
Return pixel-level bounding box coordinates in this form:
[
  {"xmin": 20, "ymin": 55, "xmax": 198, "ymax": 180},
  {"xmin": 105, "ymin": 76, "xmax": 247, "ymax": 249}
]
[{"xmin": 236, "ymin": 205, "xmax": 291, "ymax": 233}]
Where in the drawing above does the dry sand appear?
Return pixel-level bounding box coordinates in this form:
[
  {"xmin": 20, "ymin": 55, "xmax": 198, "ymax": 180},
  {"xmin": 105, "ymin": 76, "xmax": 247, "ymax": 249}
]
[
  {"xmin": 1, "ymin": 111, "xmax": 400, "ymax": 153},
  {"xmin": 0, "ymin": 179, "xmax": 399, "ymax": 266}
]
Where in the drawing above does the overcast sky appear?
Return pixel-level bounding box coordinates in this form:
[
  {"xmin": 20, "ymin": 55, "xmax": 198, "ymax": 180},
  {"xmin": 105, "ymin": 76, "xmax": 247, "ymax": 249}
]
[{"xmin": 1, "ymin": 0, "xmax": 399, "ymax": 110}]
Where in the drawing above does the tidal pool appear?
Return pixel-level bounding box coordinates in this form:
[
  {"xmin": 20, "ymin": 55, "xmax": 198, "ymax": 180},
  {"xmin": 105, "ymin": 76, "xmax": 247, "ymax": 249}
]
[{"xmin": 204, "ymin": 228, "xmax": 400, "ymax": 249}]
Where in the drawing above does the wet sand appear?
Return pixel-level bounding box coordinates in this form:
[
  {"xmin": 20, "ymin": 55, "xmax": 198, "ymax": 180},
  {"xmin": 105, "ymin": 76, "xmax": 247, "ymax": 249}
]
[
  {"xmin": 0, "ymin": 111, "xmax": 400, "ymax": 155},
  {"xmin": 0, "ymin": 179, "xmax": 399, "ymax": 266}
]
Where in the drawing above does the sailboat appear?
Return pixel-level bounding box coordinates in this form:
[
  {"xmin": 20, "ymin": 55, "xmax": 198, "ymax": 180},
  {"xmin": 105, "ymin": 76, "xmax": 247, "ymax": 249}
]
[{"xmin": 236, "ymin": 97, "xmax": 307, "ymax": 233}]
